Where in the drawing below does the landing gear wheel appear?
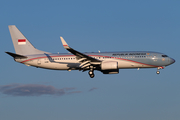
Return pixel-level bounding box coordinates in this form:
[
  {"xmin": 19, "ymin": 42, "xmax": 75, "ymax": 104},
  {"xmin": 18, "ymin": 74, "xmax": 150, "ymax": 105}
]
[
  {"xmin": 90, "ymin": 73, "xmax": 95, "ymax": 78},
  {"xmin": 156, "ymin": 71, "xmax": 160, "ymax": 74},
  {"xmin": 88, "ymin": 70, "xmax": 95, "ymax": 78},
  {"xmin": 89, "ymin": 71, "xmax": 93, "ymax": 75}
]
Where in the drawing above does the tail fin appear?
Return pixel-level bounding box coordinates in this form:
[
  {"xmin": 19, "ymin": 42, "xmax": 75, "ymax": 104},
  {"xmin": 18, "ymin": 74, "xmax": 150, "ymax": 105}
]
[{"xmin": 8, "ymin": 25, "xmax": 48, "ymax": 55}]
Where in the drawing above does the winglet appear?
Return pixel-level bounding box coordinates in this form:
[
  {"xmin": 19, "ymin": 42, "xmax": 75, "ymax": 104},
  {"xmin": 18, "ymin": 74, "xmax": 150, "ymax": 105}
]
[{"xmin": 60, "ymin": 36, "xmax": 70, "ymax": 49}]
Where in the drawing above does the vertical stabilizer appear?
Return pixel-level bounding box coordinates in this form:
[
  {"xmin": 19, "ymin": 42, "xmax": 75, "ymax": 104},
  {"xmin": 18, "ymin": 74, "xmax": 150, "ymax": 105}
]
[{"xmin": 8, "ymin": 25, "xmax": 48, "ymax": 55}]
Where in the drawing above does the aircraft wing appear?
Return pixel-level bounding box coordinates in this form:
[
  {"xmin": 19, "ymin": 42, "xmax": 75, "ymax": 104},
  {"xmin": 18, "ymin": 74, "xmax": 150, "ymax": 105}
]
[{"xmin": 60, "ymin": 37, "xmax": 101, "ymax": 69}]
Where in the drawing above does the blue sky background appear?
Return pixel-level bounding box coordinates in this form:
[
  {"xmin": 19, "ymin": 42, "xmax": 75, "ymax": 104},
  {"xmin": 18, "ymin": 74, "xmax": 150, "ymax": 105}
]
[{"xmin": 0, "ymin": 0, "xmax": 179, "ymax": 120}]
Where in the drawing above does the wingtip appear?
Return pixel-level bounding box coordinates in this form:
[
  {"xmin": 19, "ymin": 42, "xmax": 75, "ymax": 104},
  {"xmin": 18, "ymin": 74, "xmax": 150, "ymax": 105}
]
[
  {"xmin": 8, "ymin": 25, "xmax": 16, "ymax": 28},
  {"xmin": 60, "ymin": 36, "xmax": 69, "ymax": 49}
]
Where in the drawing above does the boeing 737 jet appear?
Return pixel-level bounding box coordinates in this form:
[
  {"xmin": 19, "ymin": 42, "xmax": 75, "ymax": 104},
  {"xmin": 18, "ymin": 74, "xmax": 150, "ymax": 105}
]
[{"xmin": 6, "ymin": 25, "xmax": 175, "ymax": 78}]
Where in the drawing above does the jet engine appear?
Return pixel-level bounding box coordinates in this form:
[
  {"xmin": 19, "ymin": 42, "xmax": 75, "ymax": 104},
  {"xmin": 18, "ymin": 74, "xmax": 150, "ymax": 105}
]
[
  {"xmin": 101, "ymin": 61, "xmax": 119, "ymax": 74},
  {"xmin": 101, "ymin": 61, "xmax": 118, "ymax": 70}
]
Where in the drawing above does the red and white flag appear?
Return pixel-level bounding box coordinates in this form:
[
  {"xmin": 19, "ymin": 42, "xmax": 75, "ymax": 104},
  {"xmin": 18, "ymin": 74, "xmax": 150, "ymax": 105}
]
[{"xmin": 18, "ymin": 39, "xmax": 26, "ymax": 45}]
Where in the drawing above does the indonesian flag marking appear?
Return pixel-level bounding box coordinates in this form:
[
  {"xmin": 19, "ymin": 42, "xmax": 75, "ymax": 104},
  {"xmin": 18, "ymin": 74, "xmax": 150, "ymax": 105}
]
[{"xmin": 18, "ymin": 39, "xmax": 26, "ymax": 45}]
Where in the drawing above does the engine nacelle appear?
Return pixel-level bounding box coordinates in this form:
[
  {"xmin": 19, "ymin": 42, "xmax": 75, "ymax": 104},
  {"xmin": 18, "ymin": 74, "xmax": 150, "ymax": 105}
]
[{"xmin": 101, "ymin": 61, "xmax": 118, "ymax": 70}]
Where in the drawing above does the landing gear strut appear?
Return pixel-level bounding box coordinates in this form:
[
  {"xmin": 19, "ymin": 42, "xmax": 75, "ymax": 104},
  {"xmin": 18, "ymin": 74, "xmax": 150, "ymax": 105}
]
[{"xmin": 88, "ymin": 69, "xmax": 95, "ymax": 78}]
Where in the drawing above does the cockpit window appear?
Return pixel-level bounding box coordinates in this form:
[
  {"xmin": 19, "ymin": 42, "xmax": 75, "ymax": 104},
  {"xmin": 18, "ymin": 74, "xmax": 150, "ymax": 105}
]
[{"xmin": 162, "ymin": 55, "xmax": 168, "ymax": 57}]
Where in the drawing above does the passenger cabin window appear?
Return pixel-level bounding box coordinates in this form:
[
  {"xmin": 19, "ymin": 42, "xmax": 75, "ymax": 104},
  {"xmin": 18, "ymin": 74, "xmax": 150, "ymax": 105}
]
[{"xmin": 162, "ymin": 55, "xmax": 168, "ymax": 57}]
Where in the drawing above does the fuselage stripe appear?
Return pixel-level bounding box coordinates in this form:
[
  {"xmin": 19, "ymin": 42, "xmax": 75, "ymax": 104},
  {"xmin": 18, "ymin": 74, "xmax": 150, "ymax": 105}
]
[{"xmin": 20, "ymin": 54, "xmax": 159, "ymax": 68}]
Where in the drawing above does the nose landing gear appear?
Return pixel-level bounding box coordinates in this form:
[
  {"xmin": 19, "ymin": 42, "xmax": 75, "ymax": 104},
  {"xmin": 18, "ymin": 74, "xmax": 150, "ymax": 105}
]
[{"xmin": 156, "ymin": 67, "xmax": 164, "ymax": 74}]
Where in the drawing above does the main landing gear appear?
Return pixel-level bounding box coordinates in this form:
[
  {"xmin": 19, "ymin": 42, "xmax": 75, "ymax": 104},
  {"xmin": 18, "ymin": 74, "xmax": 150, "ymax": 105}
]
[
  {"xmin": 88, "ymin": 69, "xmax": 95, "ymax": 78},
  {"xmin": 88, "ymin": 66, "xmax": 95, "ymax": 78}
]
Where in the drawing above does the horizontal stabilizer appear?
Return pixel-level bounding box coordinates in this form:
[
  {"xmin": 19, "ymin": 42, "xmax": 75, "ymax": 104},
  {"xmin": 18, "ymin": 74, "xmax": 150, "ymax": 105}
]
[{"xmin": 5, "ymin": 52, "xmax": 27, "ymax": 59}]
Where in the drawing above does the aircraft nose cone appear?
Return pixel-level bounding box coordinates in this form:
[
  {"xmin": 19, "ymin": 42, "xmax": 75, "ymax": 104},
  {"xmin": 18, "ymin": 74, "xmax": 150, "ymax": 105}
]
[{"xmin": 170, "ymin": 58, "xmax": 175, "ymax": 64}]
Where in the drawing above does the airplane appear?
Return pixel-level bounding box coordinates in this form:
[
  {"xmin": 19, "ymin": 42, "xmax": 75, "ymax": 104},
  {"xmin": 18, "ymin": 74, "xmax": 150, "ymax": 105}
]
[{"xmin": 6, "ymin": 25, "xmax": 175, "ymax": 78}]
